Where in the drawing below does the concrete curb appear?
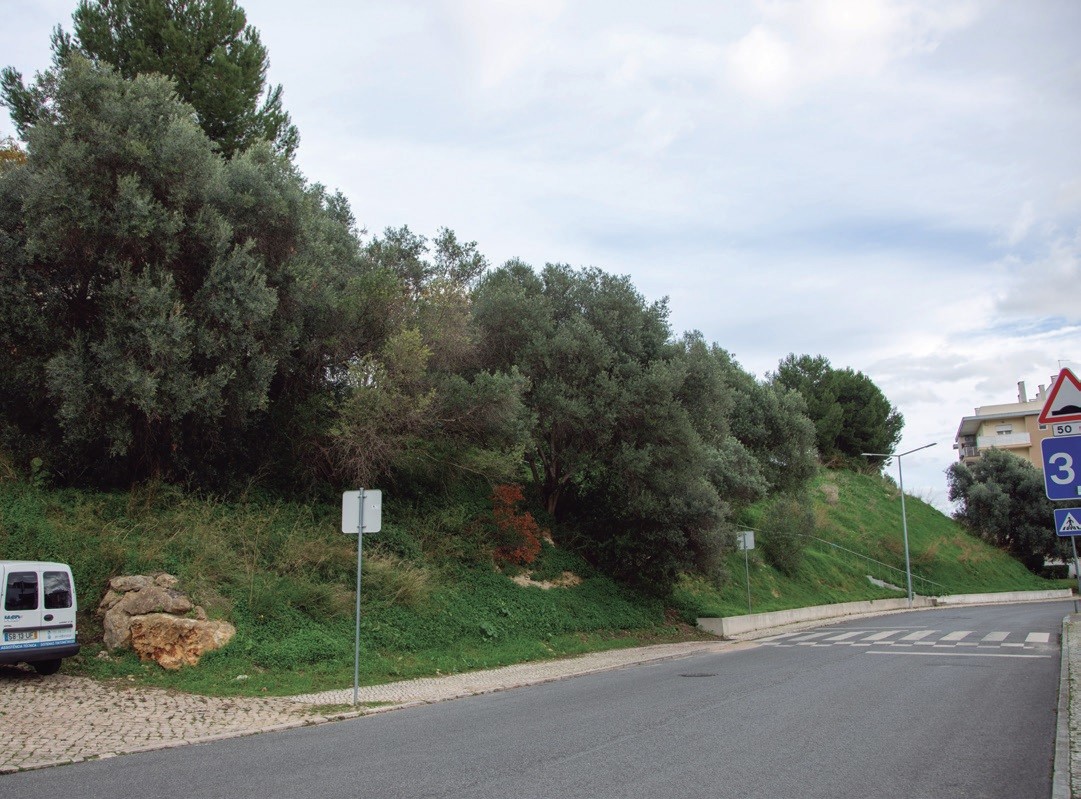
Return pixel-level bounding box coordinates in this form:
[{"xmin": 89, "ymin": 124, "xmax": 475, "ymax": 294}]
[
  {"xmin": 288, "ymin": 641, "xmax": 733, "ymax": 707},
  {"xmin": 1052, "ymin": 614, "xmax": 1071, "ymax": 799},
  {"xmin": 697, "ymin": 590, "xmax": 1075, "ymax": 639}
]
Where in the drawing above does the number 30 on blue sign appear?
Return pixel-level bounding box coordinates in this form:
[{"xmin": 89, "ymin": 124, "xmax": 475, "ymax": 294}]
[{"xmin": 1043, "ymin": 436, "xmax": 1081, "ymax": 500}]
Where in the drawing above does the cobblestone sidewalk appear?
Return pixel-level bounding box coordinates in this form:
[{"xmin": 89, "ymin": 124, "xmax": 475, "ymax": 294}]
[{"xmin": 0, "ymin": 641, "xmax": 729, "ymax": 774}]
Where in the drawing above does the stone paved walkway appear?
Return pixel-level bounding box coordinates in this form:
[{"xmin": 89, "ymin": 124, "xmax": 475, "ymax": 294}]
[{"xmin": 0, "ymin": 641, "xmax": 729, "ymax": 774}]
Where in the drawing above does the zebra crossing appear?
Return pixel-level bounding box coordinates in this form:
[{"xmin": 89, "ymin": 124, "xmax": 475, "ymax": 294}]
[{"xmin": 760, "ymin": 627, "xmax": 1055, "ymax": 652}]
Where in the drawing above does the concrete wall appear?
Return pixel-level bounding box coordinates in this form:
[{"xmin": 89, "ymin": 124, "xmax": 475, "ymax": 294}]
[
  {"xmin": 931, "ymin": 589, "xmax": 1072, "ymax": 606},
  {"xmin": 697, "ymin": 590, "xmax": 1073, "ymax": 639}
]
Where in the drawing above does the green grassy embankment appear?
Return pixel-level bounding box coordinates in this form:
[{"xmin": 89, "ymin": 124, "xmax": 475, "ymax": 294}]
[
  {"xmin": 674, "ymin": 469, "xmax": 1057, "ymax": 618},
  {"xmin": 0, "ymin": 468, "xmax": 1063, "ymax": 697}
]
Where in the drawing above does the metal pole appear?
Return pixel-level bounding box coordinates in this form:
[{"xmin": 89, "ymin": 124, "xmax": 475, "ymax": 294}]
[
  {"xmin": 1072, "ymin": 536, "xmax": 1081, "ymax": 598},
  {"xmin": 353, "ymin": 491, "xmax": 364, "ymax": 706},
  {"xmin": 744, "ymin": 535, "xmax": 752, "ymax": 615},
  {"xmin": 862, "ymin": 443, "xmax": 935, "ymax": 609},
  {"xmin": 897, "ymin": 456, "xmax": 914, "ymax": 608}
]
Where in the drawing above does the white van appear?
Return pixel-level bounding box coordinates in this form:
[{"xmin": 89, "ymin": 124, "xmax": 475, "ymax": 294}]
[{"xmin": 0, "ymin": 561, "xmax": 80, "ymax": 675}]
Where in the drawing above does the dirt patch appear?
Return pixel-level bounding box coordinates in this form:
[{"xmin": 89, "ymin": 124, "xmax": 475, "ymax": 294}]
[{"xmin": 511, "ymin": 571, "xmax": 583, "ymax": 589}]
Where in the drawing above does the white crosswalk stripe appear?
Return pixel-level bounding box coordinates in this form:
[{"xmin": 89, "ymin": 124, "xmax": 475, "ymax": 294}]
[
  {"xmin": 940, "ymin": 630, "xmax": 973, "ymax": 642},
  {"xmin": 761, "ymin": 627, "xmax": 1055, "ymax": 652},
  {"xmin": 900, "ymin": 630, "xmax": 936, "ymax": 641},
  {"xmin": 862, "ymin": 630, "xmax": 901, "ymax": 642},
  {"xmin": 825, "ymin": 631, "xmax": 864, "ymax": 642}
]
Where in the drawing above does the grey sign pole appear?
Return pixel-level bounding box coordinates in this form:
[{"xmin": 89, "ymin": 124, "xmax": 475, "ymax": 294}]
[
  {"xmin": 354, "ymin": 493, "xmax": 365, "ymax": 705},
  {"xmin": 737, "ymin": 531, "xmax": 754, "ymax": 615},
  {"xmin": 343, "ymin": 489, "xmax": 382, "ymax": 706},
  {"xmin": 744, "ymin": 542, "xmax": 752, "ymax": 615},
  {"xmin": 1072, "ymin": 537, "xmax": 1081, "ymax": 599}
]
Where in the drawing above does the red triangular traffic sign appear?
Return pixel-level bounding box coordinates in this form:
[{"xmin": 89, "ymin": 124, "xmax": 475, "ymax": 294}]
[{"xmin": 1039, "ymin": 368, "xmax": 1081, "ymax": 424}]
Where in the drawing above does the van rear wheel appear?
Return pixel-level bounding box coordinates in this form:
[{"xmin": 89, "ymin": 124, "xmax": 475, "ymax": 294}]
[{"xmin": 32, "ymin": 659, "xmax": 62, "ymax": 676}]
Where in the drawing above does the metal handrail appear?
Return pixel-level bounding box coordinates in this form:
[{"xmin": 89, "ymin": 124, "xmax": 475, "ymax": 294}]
[{"xmin": 737, "ymin": 526, "xmax": 948, "ymax": 594}]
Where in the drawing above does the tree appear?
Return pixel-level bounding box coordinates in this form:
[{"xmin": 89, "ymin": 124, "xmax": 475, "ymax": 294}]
[
  {"xmin": 473, "ymin": 262, "xmax": 672, "ymax": 518},
  {"xmin": 720, "ymin": 350, "xmax": 818, "ymax": 496},
  {"xmin": 310, "ymin": 228, "xmax": 529, "ymax": 496},
  {"xmin": 364, "ymin": 226, "xmax": 488, "ymax": 374},
  {"xmin": 472, "ymin": 263, "xmax": 819, "ymax": 592},
  {"xmin": 323, "ymin": 328, "xmax": 530, "ymax": 494},
  {"xmin": 0, "ymin": 136, "xmax": 25, "ymax": 169},
  {"xmin": 0, "ymin": 56, "xmax": 381, "ymax": 486},
  {"xmin": 947, "ymin": 448, "xmax": 1063, "ymax": 574},
  {"xmin": 2, "ymin": 0, "xmax": 298, "ymax": 158},
  {"xmin": 770, "ymin": 354, "xmax": 902, "ymax": 464}
]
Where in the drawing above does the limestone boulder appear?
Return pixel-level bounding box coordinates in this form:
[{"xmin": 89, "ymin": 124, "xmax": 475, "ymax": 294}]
[
  {"xmin": 102, "ymin": 606, "xmax": 136, "ymax": 651},
  {"xmin": 109, "ymin": 575, "xmax": 154, "ymax": 592},
  {"xmin": 97, "ymin": 589, "xmax": 123, "ymax": 614},
  {"xmin": 100, "ymin": 584, "xmax": 195, "ymax": 650},
  {"xmin": 114, "ymin": 584, "xmax": 193, "ymax": 616},
  {"xmin": 154, "ymin": 573, "xmax": 180, "ymax": 589},
  {"xmin": 129, "ymin": 614, "xmax": 236, "ymax": 670},
  {"xmin": 96, "ymin": 573, "xmax": 224, "ymax": 665}
]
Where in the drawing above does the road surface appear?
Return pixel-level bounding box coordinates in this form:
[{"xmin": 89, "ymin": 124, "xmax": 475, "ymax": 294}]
[{"xmin": 1, "ymin": 601, "xmax": 1064, "ymax": 799}]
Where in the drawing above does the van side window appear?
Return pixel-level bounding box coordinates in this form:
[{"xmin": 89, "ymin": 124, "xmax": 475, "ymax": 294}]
[
  {"xmin": 43, "ymin": 571, "xmax": 73, "ymax": 609},
  {"xmin": 4, "ymin": 572, "xmax": 38, "ymax": 611}
]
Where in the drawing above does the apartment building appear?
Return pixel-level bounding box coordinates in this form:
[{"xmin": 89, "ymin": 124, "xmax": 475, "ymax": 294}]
[{"xmin": 953, "ymin": 380, "xmax": 1054, "ymax": 469}]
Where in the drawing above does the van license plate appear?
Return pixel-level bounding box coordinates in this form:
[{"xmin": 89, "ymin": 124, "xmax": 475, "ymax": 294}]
[{"xmin": 4, "ymin": 631, "xmax": 37, "ymax": 642}]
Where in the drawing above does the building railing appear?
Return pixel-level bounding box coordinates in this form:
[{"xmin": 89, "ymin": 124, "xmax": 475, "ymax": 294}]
[{"xmin": 976, "ymin": 432, "xmax": 1031, "ymax": 449}]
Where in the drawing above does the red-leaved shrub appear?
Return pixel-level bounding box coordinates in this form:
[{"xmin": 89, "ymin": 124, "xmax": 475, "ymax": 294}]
[{"xmin": 491, "ymin": 484, "xmax": 544, "ymax": 566}]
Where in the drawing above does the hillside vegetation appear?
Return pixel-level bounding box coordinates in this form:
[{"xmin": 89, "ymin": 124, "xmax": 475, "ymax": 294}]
[
  {"xmin": 0, "ymin": 467, "xmax": 1060, "ymax": 697},
  {"xmin": 0, "ymin": 2, "xmax": 1063, "ymax": 699},
  {"xmin": 674, "ymin": 469, "xmax": 1054, "ymax": 619}
]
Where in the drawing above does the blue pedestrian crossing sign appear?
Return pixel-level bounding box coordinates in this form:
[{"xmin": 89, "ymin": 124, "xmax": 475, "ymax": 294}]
[{"xmin": 1054, "ymin": 507, "xmax": 1081, "ymax": 537}]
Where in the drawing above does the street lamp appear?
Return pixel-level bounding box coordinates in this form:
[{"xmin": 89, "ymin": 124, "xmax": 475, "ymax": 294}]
[{"xmin": 862, "ymin": 443, "xmax": 938, "ymax": 607}]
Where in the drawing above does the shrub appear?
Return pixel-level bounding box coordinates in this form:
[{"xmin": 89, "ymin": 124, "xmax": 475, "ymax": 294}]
[
  {"xmin": 489, "ymin": 484, "xmax": 545, "ymax": 566},
  {"xmin": 759, "ymin": 493, "xmax": 815, "ymax": 577}
]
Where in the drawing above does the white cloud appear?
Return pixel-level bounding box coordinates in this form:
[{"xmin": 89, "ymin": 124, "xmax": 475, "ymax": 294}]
[
  {"xmin": 1006, "ymin": 201, "xmax": 1037, "ymax": 246},
  {"xmin": 994, "ymin": 231, "xmax": 1081, "ymax": 320},
  {"xmin": 725, "ymin": 25, "xmax": 794, "ymax": 101},
  {"xmin": 447, "ymin": 0, "xmax": 566, "ymax": 89},
  {"xmin": 724, "ymin": 0, "xmax": 980, "ymax": 102}
]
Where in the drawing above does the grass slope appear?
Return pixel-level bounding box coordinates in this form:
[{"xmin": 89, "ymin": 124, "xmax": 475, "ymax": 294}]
[
  {"xmin": 0, "ymin": 468, "xmax": 1062, "ymax": 696},
  {"xmin": 674, "ymin": 469, "xmax": 1056, "ymax": 619}
]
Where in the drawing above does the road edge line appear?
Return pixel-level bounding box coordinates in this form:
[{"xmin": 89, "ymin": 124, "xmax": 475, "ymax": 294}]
[{"xmin": 1052, "ymin": 614, "xmax": 1071, "ymax": 799}]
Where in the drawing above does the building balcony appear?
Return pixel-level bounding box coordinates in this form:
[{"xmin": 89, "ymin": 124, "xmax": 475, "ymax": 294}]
[{"xmin": 976, "ymin": 433, "xmax": 1031, "ymax": 450}]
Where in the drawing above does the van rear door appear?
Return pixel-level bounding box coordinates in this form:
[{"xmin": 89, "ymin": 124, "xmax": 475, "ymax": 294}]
[
  {"xmin": 2, "ymin": 565, "xmax": 44, "ymax": 649},
  {"xmin": 40, "ymin": 568, "xmax": 77, "ymax": 647}
]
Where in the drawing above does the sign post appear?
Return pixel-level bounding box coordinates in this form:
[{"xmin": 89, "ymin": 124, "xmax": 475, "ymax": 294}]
[
  {"xmin": 737, "ymin": 531, "xmax": 754, "ymax": 615},
  {"xmin": 1041, "ymin": 371, "xmax": 1081, "ymax": 597},
  {"xmin": 342, "ymin": 489, "xmax": 382, "ymax": 705}
]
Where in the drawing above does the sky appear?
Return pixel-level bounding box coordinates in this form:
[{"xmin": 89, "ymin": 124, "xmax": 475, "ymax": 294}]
[{"xmin": 2, "ymin": 0, "xmax": 1079, "ymax": 510}]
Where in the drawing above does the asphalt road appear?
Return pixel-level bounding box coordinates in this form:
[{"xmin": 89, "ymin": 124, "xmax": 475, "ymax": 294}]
[{"xmin": 1, "ymin": 601, "xmax": 1065, "ymax": 799}]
